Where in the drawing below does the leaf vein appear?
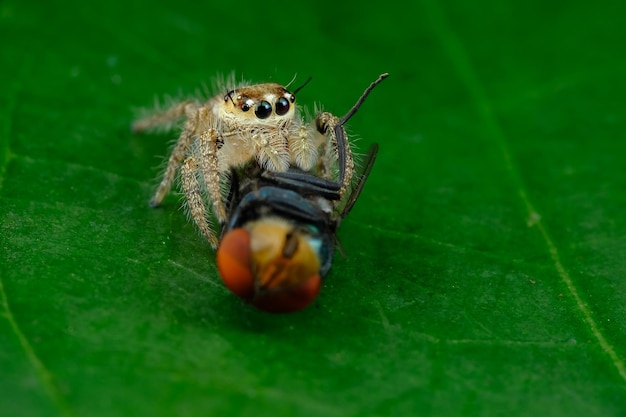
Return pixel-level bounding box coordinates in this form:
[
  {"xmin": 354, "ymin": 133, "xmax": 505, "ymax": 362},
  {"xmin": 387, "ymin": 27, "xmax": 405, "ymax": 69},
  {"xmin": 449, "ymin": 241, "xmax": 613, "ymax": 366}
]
[
  {"xmin": 349, "ymin": 221, "xmax": 551, "ymax": 269},
  {"xmin": 0, "ymin": 275, "xmax": 75, "ymax": 417},
  {"xmin": 167, "ymin": 259, "xmax": 221, "ymax": 286}
]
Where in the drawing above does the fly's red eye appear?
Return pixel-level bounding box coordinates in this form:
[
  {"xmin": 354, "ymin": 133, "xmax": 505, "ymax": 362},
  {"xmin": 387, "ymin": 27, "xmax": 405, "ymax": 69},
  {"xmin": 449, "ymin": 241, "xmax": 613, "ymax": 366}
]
[{"xmin": 216, "ymin": 228, "xmax": 254, "ymax": 300}]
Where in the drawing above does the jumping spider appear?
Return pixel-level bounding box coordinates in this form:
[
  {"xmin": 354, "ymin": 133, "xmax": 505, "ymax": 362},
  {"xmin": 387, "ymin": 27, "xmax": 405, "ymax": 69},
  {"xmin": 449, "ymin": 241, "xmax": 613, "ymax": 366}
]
[{"xmin": 132, "ymin": 74, "xmax": 388, "ymax": 248}]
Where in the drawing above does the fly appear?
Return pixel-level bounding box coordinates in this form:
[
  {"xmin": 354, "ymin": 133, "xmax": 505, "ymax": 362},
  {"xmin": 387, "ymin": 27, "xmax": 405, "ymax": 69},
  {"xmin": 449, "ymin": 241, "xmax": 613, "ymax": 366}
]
[{"xmin": 216, "ymin": 74, "xmax": 387, "ymax": 313}]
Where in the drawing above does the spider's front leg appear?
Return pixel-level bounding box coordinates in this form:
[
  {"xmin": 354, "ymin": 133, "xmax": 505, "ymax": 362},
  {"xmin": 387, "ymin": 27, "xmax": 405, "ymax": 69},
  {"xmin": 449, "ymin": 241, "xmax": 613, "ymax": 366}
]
[
  {"xmin": 180, "ymin": 156, "xmax": 219, "ymax": 248},
  {"xmin": 153, "ymin": 105, "xmax": 225, "ymax": 249},
  {"xmin": 197, "ymin": 126, "xmax": 227, "ymax": 223},
  {"xmin": 144, "ymin": 103, "xmax": 202, "ymax": 207},
  {"xmin": 181, "ymin": 107, "xmax": 228, "ymax": 248}
]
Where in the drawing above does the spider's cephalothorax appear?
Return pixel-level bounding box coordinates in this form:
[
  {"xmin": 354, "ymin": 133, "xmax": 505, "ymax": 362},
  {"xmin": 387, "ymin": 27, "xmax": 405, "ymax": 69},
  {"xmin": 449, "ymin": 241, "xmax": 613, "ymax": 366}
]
[{"xmin": 132, "ymin": 74, "xmax": 387, "ymax": 248}]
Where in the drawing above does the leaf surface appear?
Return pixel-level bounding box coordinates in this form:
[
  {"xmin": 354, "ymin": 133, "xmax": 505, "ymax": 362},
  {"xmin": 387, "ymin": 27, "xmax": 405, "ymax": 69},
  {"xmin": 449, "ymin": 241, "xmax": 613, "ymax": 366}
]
[{"xmin": 1, "ymin": 1, "xmax": 625, "ymax": 416}]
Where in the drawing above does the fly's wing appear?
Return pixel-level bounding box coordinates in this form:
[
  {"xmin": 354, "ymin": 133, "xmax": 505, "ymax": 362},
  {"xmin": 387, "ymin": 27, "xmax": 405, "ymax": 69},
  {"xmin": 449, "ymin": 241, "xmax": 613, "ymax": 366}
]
[{"xmin": 336, "ymin": 143, "xmax": 378, "ymax": 223}]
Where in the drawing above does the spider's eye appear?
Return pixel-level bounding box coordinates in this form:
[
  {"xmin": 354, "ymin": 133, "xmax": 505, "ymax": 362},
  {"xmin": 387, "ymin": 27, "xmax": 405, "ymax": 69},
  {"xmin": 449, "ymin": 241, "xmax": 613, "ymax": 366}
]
[
  {"xmin": 289, "ymin": 93, "xmax": 296, "ymax": 103},
  {"xmin": 239, "ymin": 97, "xmax": 252, "ymax": 112},
  {"xmin": 275, "ymin": 97, "xmax": 290, "ymax": 115},
  {"xmin": 254, "ymin": 100, "xmax": 272, "ymax": 119}
]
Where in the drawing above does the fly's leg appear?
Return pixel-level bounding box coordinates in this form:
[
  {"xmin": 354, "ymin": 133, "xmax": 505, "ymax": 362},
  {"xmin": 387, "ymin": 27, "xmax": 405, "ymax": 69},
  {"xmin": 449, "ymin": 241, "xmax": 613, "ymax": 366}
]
[
  {"xmin": 180, "ymin": 156, "xmax": 219, "ymax": 248},
  {"xmin": 314, "ymin": 73, "xmax": 389, "ymax": 198}
]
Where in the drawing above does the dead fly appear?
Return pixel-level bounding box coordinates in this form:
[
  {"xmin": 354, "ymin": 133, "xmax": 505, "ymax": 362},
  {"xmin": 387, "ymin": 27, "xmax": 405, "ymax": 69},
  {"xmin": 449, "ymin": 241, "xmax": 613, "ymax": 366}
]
[{"xmin": 133, "ymin": 73, "xmax": 388, "ymax": 312}]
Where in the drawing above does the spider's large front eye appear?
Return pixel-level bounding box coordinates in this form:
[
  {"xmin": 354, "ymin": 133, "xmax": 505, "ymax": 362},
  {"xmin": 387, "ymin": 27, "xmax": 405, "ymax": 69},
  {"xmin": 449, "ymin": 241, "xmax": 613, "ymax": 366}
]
[
  {"xmin": 275, "ymin": 97, "xmax": 290, "ymax": 115},
  {"xmin": 255, "ymin": 100, "xmax": 272, "ymax": 119}
]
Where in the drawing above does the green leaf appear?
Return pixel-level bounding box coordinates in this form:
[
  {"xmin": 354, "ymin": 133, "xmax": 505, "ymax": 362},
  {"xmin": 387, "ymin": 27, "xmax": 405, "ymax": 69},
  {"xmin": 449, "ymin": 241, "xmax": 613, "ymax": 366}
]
[{"xmin": 2, "ymin": 0, "xmax": 625, "ymax": 416}]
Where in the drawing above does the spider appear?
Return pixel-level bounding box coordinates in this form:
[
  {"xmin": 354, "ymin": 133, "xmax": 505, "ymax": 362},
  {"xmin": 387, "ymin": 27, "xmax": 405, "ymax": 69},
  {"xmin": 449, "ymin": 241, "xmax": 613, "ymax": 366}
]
[{"xmin": 132, "ymin": 73, "xmax": 388, "ymax": 248}]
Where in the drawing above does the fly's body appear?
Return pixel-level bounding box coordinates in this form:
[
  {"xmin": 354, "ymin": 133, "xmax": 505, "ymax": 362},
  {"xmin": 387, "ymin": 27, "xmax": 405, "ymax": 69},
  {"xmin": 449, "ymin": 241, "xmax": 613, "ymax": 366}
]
[
  {"xmin": 216, "ymin": 74, "xmax": 386, "ymax": 312},
  {"xmin": 216, "ymin": 164, "xmax": 337, "ymax": 312}
]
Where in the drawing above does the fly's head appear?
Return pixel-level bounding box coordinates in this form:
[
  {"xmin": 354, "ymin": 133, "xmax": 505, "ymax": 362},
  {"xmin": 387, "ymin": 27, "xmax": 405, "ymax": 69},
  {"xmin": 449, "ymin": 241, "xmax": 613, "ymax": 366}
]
[{"xmin": 216, "ymin": 217, "xmax": 324, "ymax": 313}]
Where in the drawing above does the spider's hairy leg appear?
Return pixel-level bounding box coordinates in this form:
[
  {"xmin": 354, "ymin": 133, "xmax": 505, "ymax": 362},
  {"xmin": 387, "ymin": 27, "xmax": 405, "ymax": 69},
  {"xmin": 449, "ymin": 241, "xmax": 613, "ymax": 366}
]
[
  {"xmin": 149, "ymin": 111, "xmax": 201, "ymax": 207},
  {"xmin": 180, "ymin": 156, "xmax": 219, "ymax": 248},
  {"xmin": 315, "ymin": 112, "xmax": 354, "ymax": 197},
  {"xmin": 198, "ymin": 127, "xmax": 226, "ymax": 222},
  {"xmin": 253, "ymin": 128, "xmax": 291, "ymax": 172},
  {"xmin": 288, "ymin": 121, "xmax": 319, "ymax": 171},
  {"xmin": 132, "ymin": 100, "xmax": 199, "ymax": 132}
]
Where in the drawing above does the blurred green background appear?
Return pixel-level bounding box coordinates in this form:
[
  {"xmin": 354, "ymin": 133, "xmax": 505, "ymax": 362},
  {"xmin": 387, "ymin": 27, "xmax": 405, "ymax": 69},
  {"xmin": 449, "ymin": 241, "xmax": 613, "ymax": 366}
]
[{"xmin": 1, "ymin": 0, "xmax": 626, "ymax": 416}]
